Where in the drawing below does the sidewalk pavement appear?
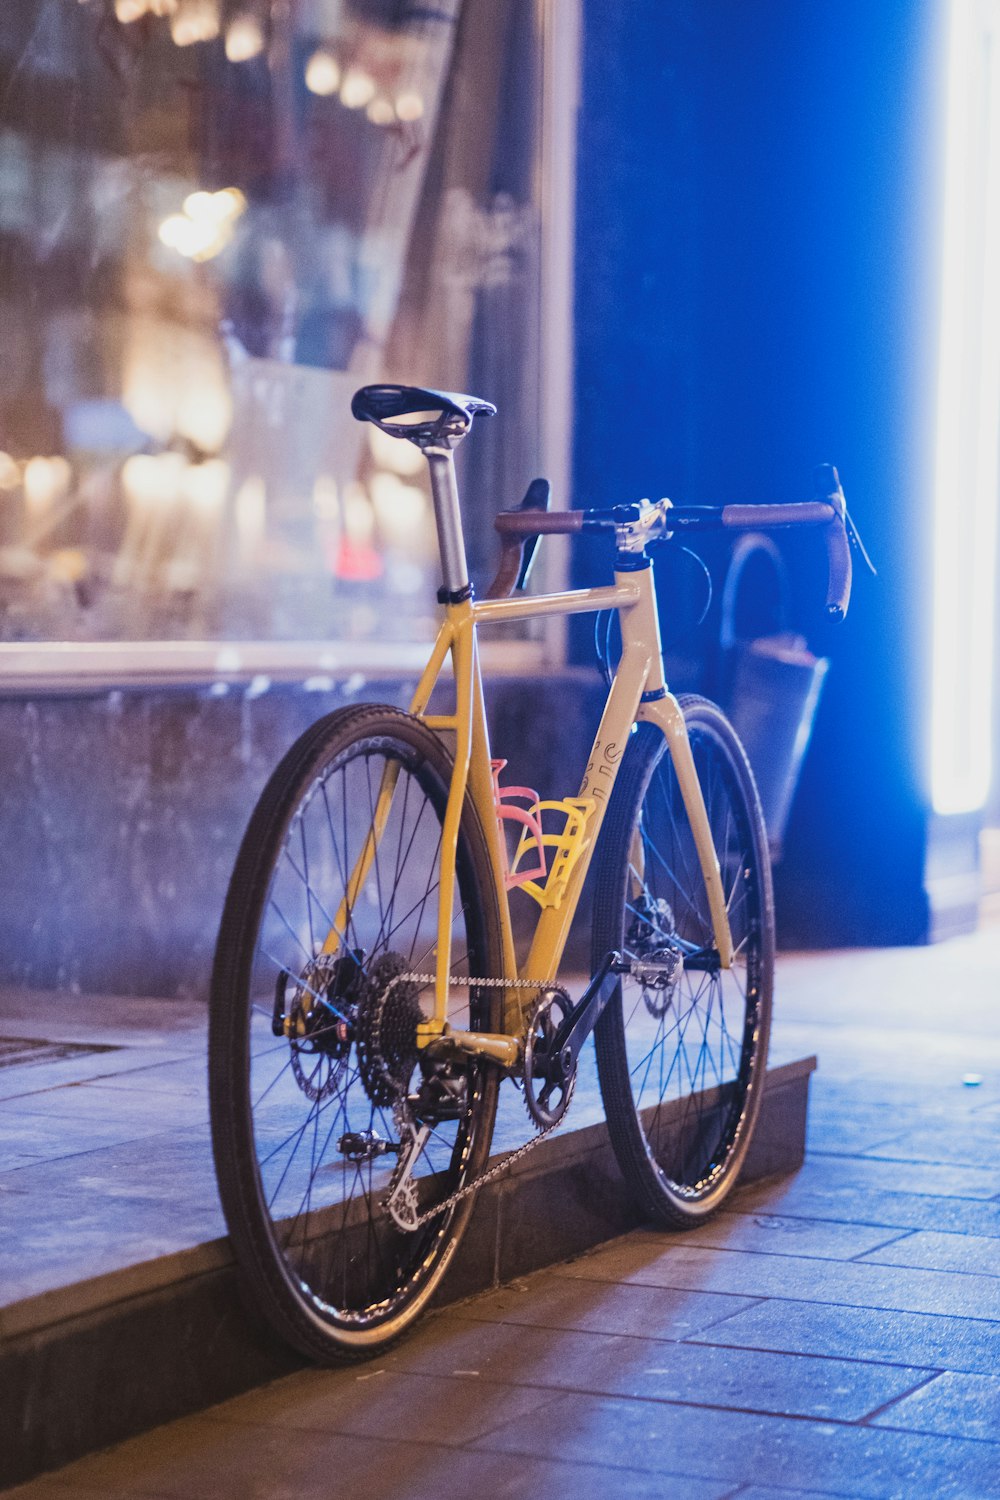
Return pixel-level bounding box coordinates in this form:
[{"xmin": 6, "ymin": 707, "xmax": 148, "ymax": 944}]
[{"xmin": 3, "ymin": 931, "xmax": 1000, "ymax": 1499}]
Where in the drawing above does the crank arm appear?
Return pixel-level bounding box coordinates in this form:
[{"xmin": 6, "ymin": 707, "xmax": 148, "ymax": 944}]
[{"xmin": 548, "ymin": 950, "xmax": 625, "ymax": 1083}]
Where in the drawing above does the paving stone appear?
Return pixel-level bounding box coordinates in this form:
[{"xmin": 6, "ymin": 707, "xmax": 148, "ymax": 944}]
[
  {"xmin": 745, "ymin": 1148, "xmax": 1000, "ymax": 1202},
  {"xmin": 472, "ymin": 1390, "xmax": 1000, "ymax": 1496},
  {"xmin": 86, "ymin": 1058, "xmax": 209, "ymax": 1099},
  {"xmin": 3, "ymin": 1414, "xmax": 735, "ymax": 1500},
  {"xmin": 3, "ymin": 1081, "xmax": 206, "ymax": 1129},
  {"xmin": 684, "ymin": 1296, "xmax": 1000, "ymax": 1375},
  {"xmin": 776, "ymin": 1020, "xmax": 1000, "ymax": 1076},
  {"xmin": 871, "ymin": 1370, "xmax": 1000, "ymax": 1442},
  {"xmin": 203, "ymin": 1365, "xmax": 561, "ymax": 1446},
  {"xmin": 810, "ymin": 1075, "xmax": 1000, "ymax": 1117},
  {"xmin": 561, "ymin": 1239, "xmax": 1000, "ymax": 1320},
  {"xmin": 666, "ymin": 1209, "xmax": 910, "ymax": 1262},
  {"xmin": 731, "ymin": 1174, "xmax": 1000, "ymax": 1239},
  {"xmin": 453, "ymin": 1269, "xmax": 761, "ymax": 1339},
  {"xmin": 857, "ymin": 1228, "xmax": 1000, "ymax": 1276},
  {"xmin": 0, "ymin": 1109, "xmax": 184, "ymax": 1170},
  {"xmin": 2, "ymin": 1484, "xmax": 95, "ymax": 1500},
  {"xmin": 0, "ymin": 1193, "xmax": 225, "ymax": 1312},
  {"xmin": 0, "ymin": 1141, "xmax": 224, "ymax": 1306},
  {"xmin": 806, "ymin": 1113, "xmax": 915, "ymax": 1156},
  {"xmin": 856, "ymin": 1124, "xmax": 1000, "ymax": 1172},
  {"xmin": 378, "ymin": 1313, "xmax": 929, "ymax": 1422}
]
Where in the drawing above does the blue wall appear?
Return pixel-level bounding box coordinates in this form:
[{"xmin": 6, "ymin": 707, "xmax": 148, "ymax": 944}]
[{"xmin": 574, "ymin": 0, "xmax": 944, "ymax": 944}]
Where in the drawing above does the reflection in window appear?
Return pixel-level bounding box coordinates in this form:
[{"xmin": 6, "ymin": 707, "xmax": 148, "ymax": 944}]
[{"xmin": 0, "ymin": 0, "xmax": 545, "ymax": 645}]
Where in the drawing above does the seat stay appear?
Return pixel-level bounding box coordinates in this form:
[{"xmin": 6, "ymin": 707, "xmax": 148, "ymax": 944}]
[{"xmin": 409, "ymin": 604, "xmax": 519, "ymax": 1059}]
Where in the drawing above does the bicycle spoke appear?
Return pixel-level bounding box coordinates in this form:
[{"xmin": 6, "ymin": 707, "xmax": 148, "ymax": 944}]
[
  {"xmin": 212, "ymin": 712, "xmax": 501, "ymax": 1348},
  {"xmin": 595, "ymin": 710, "xmax": 772, "ymax": 1214}
]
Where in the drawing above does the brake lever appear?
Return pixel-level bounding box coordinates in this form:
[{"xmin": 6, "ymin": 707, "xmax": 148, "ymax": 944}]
[
  {"xmin": 814, "ymin": 463, "xmax": 877, "ymax": 578},
  {"xmin": 844, "ymin": 505, "xmax": 877, "ymax": 577}
]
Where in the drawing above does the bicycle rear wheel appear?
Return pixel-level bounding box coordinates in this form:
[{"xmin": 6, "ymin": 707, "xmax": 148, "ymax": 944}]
[
  {"xmin": 592, "ymin": 696, "xmax": 774, "ymax": 1226},
  {"xmin": 210, "ymin": 704, "xmax": 503, "ymax": 1360}
]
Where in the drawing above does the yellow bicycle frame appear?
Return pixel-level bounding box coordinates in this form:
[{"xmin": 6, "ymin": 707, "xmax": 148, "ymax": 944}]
[
  {"xmin": 324, "ymin": 407, "xmax": 734, "ymax": 1069},
  {"xmin": 372, "ymin": 561, "xmax": 736, "ymax": 1069}
]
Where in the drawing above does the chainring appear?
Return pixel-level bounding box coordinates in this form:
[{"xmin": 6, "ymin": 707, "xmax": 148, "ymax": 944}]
[
  {"xmin": 356, "ymin": 953, "xmax": 424, "ymax": 1106},
  {"xmin": 523, "ymin": 988, "xmax": 576, "ymax": 1129}
]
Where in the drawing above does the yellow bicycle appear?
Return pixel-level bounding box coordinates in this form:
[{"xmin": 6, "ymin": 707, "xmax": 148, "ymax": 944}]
[{"xmin": 209, "ymin": 384, "xmax": 854, "ymax": 1360}]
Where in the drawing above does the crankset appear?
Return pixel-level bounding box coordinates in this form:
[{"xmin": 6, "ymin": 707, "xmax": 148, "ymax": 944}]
[
  {"xmin": 523, "ymin": 988, "xmax": 576, "ymax": 1128},
  {"xmin": 379, "ymin": 950, "xmax": 714, "ymax": 1235}
]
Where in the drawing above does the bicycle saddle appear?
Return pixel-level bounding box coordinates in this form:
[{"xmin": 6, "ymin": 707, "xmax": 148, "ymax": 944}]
[{"xmin": 351, "ymin": 384, "xmax": 497, "ymax": 446}]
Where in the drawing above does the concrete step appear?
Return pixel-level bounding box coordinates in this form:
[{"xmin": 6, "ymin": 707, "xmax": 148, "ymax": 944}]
[{"xmin": 2, "ymin": 1056, "xmax": 814, "ymax": 1489}]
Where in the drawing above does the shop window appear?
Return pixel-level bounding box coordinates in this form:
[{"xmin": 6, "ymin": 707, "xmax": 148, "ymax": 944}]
[{"xmin": 0, "ymin": 0, "xmax": 571, "ymax": 661}]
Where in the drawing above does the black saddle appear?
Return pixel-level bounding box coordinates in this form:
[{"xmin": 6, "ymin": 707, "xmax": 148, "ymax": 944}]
[{"xmin": 351, "ymin": 384, "xmax": 496, "ymax": 445}]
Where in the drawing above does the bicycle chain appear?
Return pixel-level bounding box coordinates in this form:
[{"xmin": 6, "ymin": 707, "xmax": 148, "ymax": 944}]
[{"xmin": 382, "ymin": 971, "xmax": 564, "ymax": 1231}]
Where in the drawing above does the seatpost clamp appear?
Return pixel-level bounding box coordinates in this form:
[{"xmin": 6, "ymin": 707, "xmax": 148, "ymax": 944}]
[{"xmin": 437, "ymin": 583, "xmax": 475, "ymax": 606}]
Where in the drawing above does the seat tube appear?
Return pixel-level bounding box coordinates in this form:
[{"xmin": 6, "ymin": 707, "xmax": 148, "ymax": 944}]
[{"xmin": 425, "ymin": 447, "xmax": 471, "ymax": 596}]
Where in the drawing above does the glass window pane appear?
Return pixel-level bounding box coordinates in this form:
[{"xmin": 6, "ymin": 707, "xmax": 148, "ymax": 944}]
[{"xmin": 0, "ymin": 0, "xmax": 545, "ymax": 646}]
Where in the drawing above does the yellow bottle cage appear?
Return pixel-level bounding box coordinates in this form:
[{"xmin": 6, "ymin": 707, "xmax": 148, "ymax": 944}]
[{"xmin": 491, "ymin": 761, "xmax": 595, "ymax": 911}]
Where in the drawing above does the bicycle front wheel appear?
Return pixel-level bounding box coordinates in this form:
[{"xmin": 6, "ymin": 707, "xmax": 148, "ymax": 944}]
[
  {"xmin": 210, "ymin": 704, "xmax": 503, "ymax": 1361},
  {"xmin": 592, "ymin": 696, "xmax": 774, "ymax": 1226}
]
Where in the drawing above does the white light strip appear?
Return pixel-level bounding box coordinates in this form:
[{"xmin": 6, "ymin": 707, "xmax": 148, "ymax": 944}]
[{"xmin": 931, "ymin": 0, "xmax": 1000, "ymax": 814}]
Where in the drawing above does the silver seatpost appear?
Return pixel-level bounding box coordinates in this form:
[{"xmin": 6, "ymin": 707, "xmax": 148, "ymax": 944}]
[{"xmin": 424, "ymin": 445, "xmax": 471, "ymax": 601}]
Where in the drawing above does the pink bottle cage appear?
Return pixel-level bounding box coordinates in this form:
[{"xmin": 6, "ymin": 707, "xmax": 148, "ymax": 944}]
[
  {"xmin": 491, "ymin": 760, "xmax": 596, "ymax": 910},
  {"xmin": 490, "ymin": 760, "xmax": 547, "ymax": 889}
]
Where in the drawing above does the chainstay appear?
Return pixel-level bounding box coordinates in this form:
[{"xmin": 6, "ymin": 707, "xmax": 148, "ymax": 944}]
[{"xmin": 385, "ymin": 971, "xmax": 564, "ymax": 1231}]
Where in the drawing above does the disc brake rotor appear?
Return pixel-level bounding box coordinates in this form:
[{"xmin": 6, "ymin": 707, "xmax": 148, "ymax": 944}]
[
  {"xmin": 277, "ymin": 952, "xmax": 359, "ymax": 1101},
  {"xmin": 628, "ymin": 893, "xmax": 681, "ymax": 1018}
]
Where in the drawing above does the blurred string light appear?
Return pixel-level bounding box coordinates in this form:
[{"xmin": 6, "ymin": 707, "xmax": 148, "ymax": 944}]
[
  {"xmin": 171, "ymin": 0, "xmax": 219, "ymax": 45},
  {"xmin": 115, "ymin": 0, "xmax": 180, "ymax": 19},
  {"xmin": 305, "ymin": 49, "xmax": 341, "ymax": 96},
  {"xmin": 225, "ymin": 14, "xmax": 264, "ymax": 62},
  {"xmin": 930, "ymin": 0, "xmax": 1000, "ymax": 814},
  {"xmin": 121, "ymin": 452, "xmax": 187, "ymax": 510},
  {"xmin": 23, "ymin": 456, "xmax": 71, "ymax": 515},
  {"xmin": 158, "ymin": 187, "xmax": 246, "ymax": 263},
  {"xmin": 339, "ymin": 67, "xmax": 377, "ymax": 110},
  {"xmin": 115, "ymin": 0, "xmax": 226, "ymax": 38},
  {"xmin": 302, "ymin": 49, "xmax": 423, "ymax": 126},
  {"xmin": 395, "ymin": 91, "xmax": 424, "ymax": 122}
]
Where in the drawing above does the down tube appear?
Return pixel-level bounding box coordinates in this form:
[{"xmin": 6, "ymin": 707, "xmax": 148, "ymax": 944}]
[
  {"xmin": 638, "ymin": 695, "xmax": 735, "ymax": 968},
  {"xmin": 521, "ymin": 645, "xmax": 652, "ymax": 1008}
]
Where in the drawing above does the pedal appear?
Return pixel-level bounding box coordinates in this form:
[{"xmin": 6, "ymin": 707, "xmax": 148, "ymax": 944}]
[{"xmin": 625, "ymin": 952, "xmax": 683, "ymax": 990}]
